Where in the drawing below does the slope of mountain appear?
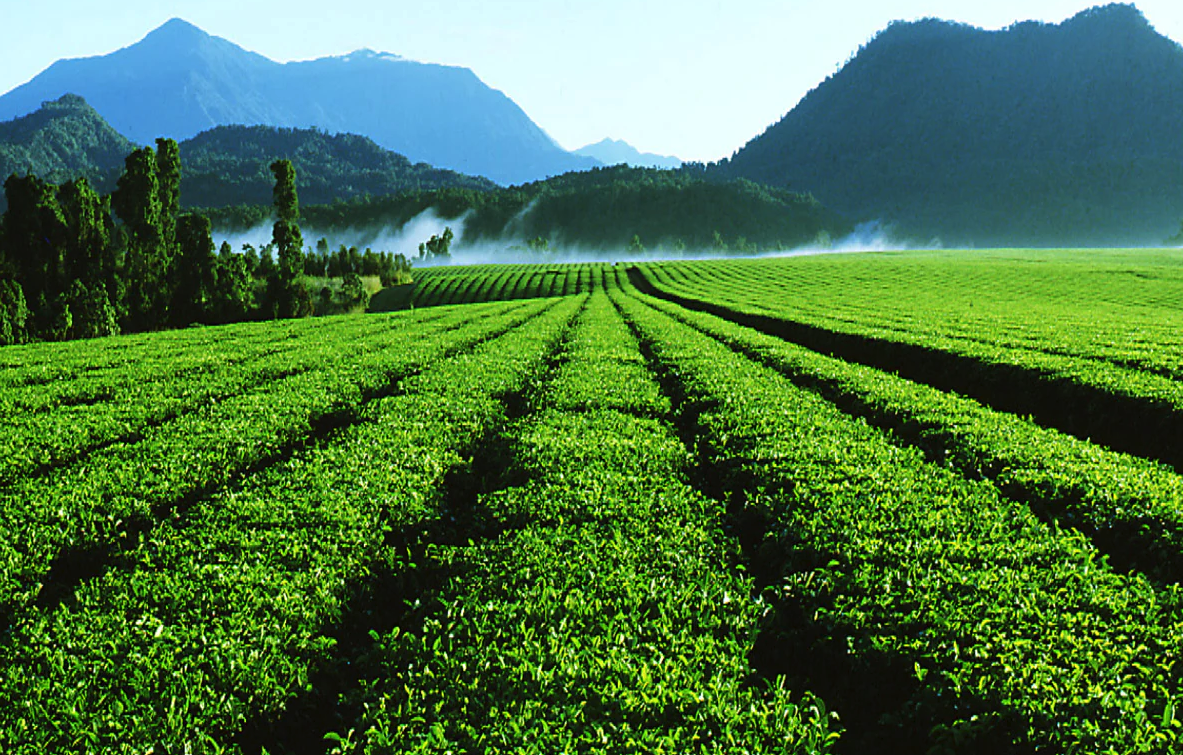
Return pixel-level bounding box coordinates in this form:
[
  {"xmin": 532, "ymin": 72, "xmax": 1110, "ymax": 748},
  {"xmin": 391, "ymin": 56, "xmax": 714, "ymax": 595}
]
[
  {"xmin": 575, "ymin": 138, "xmax": 682, "ymax": 169},
  {"xmin": 0, "ymin": 19, "xmax": 598, "ymax": 186},
  {"xmin": 180, "ymin": 125, "xmax": 498, "ymax": 207},
  {"xmin": 0, "ymin": 94, "xmax": 135, "ymax": 197},
  {"xmin": 0, "ymin": 96, "xmax": 501, "ymax": 210},
  {"xmin": 723, "ymin": 3, "xmax": 1183, "ymax": 247}
]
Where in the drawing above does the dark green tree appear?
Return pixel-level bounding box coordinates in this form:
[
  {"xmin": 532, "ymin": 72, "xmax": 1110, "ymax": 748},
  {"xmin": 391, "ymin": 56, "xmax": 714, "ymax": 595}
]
[
  {"xmin": 58, "ymin": 178, "xmax": 119, "ymax": 313},
  {"xmin": 172, "ymin": 214, "xmax": 216, "ymax": 326},
  {"xmin": 0, "ymin": 278, "xmax": 28, "ymax": 345},
  {"xmin": 210, "ymin": 242, "xmax": 256, "ymax": 324},
  {"xmin": 60, "ymin": 279, "xmax": 118, "ymax": 339},
  {"xmin": 270, "ymin": 159, "xmax": 307, "ymax": 318},
  {"xmin": 336, "ymin": 272, "xmax": 369, "ymax": 311},
  {"xmin": 418, "ymin": 227, "xmax": 454, "ymax": 259},
  {"xmin": 112, "ymin": 146, "xmax": 167, "ymax": 330},
  {"xmin": 155, "ymin": 138, "xmax": 182, "ymax": 253},
  {"xmin": 2, "ymin": 174, "xmax": 68, "ymax": 313}
]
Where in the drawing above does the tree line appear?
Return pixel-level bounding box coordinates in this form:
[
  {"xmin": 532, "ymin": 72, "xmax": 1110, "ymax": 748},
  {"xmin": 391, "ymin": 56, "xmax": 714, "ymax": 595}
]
[
  {"xmin": 203, "ymin": 165, "xmax": 849, "ymax": 255},
  {"xmin": 0, "ymin": 142, "xmax": 412, "ymax": 345}
]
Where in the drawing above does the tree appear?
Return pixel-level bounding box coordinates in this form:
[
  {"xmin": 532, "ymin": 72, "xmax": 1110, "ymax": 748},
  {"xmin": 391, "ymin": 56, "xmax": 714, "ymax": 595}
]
[
  {"xmin": 172, "ymin": 214, "xmax": 216, "ymax": 326},
  {"xmin": 155, "ymin": 138, "xmax": 182, "ymax": 253},
  {"xmin": 210, "ymin": 243, "xmax": 256, "ymax": 324},
  {"xmin": 113, "ymin": 146, "xmax": 167, "ymax": 330},
  {"xmin": 270, "ymin": 159, "xmax": 306, "ymax": 318},
  {"xmin": 58, "ymin": 178, "xmax": 118, "ymax": 311},
  {"xmin": 418, "ymin": 227, "xmax": 454, "ymax": 260},
  {"xmin": 2, "ymin": 174, "xmax": 68, "ymax": 314},
  {"xmin": 627, "ymin": 234, "xmax": 646, "ymax": 255},
  {"xmin": 711, "ymin": 230, "xmax": 729, "ymax": 253},
  {"xmin": 0, "ymin": 279, "xmax": 28, "ymax": 345},
  {"xmin": 61, "ymin": 279, "xmax": 119, "ymax": 339},
  {"xmin": 336, "ymin": 272, "xmax": 369, "ymax": 311}
]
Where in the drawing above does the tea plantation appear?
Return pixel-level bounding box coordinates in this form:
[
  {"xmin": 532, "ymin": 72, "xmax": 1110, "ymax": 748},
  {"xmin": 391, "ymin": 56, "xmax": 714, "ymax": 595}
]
[{"xmin": 5, "ymin": 251, "xmax": 1183, "ymax": 753}]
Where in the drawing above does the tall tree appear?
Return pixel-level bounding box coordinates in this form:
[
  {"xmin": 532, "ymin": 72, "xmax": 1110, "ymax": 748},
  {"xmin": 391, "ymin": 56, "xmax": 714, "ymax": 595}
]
[
  {"xmin": 0, "ymin": 278, "xmax": 28, "ymax": 346},
  {"xmin": 2, "ymin": 174, "xmax": 68, "ymax": 311},
  {"xmin": 269, "ymin": 159, "xmax": 307, "ymax": 318},
  {"xmin": 112, "ymin": 146, "xmax": 166, "ymax": 330},
  {"xmin": 58, "ymin": 178, "xmax": 116, "ymax": 291},
  {"xmin": 155, "ymin": 138, "xmax": 182, "ymax": 254}
]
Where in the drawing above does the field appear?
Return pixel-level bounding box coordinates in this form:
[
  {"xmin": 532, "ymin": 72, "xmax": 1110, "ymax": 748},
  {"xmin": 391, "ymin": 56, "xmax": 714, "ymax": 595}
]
[{"xmin": 4, "ymin": 250, "xmax": 1183, "ymax": 753}]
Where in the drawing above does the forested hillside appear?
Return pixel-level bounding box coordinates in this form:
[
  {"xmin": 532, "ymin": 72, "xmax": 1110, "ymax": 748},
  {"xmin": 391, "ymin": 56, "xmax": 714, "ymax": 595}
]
[
  {"xmin": 0, "ymin": 95, "xmax": 134, "ymax": 202},
  {"xmin": 0, "ymin": 98, "xmax": 499, "ymax": 211},
  {"xmin": 206, "ymin": 165, "xmax": 849, "ymax": 253},
  {"xmin": 179, "ymin": 125, "xmax": 498, "ymax": 207},
  {"xmin": 722, "ymin": 3, "xmax": 1183, "ymax": 246}
]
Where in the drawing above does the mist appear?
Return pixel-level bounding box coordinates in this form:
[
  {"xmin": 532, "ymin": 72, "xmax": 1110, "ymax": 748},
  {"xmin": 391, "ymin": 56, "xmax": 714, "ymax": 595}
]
[{"xmin": 213, "ymin": 211, "xmax": 911, "ymax": 270}]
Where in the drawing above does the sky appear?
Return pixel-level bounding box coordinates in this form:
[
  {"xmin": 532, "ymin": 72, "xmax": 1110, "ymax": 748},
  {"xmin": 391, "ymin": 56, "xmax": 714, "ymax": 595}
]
[{"xmin": 3, "ymin": 0, "xmax": 1183, "ymax": 163}]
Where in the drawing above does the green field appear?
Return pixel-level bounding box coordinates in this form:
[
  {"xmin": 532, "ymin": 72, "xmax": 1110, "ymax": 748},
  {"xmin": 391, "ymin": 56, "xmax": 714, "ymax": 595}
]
[{"xmin": 5, "ymin": 250, "xmax": 1183, "ymax": 753}]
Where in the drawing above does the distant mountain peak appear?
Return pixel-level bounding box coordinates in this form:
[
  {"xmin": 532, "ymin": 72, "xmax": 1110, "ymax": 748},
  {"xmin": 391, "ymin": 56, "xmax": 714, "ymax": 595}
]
[
  {"xmin": 1067, "ymin": 2, "xmax": 1148, "ymax": 25},
  {"xmin": 137, "ymin": 17, "xmax": 213, "ymax": 48},
  {"xmin": 41, "ymin": 93, "xmax": 91, "ymax": 111},
  {"xmin": 0, "ymin": 19, "xmax": 597, "ymax": 185},
  {"xmin": 574, "ymin": 138, "xmax": 682, "ymax": 170},
  {"xmin": 333, "ymin": 48, "xmax": 407, "ymax": 64}
]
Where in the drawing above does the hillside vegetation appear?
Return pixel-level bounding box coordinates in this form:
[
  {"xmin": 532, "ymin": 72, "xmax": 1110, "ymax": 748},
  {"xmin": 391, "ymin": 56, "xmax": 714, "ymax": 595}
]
[
  {"xmin": 0, "ymin": 96, "xmax": 499, "ymax": 212},
  {"xmin": 0, "ymin": 95, "xmax": 134, "ymax": 200},
  {"xmin": 722, "ymin": 3, "xmax": 1183, "ymax": 246},
  {"xmin": 206, "ymin": 165, "xmax": 850, "ymax": 253}
]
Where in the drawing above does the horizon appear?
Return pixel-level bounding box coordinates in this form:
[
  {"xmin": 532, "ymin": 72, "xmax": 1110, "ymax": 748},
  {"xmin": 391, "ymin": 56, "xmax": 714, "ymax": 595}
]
[{"xmin": 4, "ymin": 1, "xmax": 1183, "ymax": 163}]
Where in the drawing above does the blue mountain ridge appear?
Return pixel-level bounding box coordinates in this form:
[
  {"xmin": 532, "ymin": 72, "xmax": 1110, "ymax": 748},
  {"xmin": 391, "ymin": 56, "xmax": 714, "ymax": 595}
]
[
  {"xmin": 0, "ymin": 18, "xmax": 600, "ymax": 186},
  {"xmin": 574, "ymin": 138, "xmax": 682, "ymax": 170}
]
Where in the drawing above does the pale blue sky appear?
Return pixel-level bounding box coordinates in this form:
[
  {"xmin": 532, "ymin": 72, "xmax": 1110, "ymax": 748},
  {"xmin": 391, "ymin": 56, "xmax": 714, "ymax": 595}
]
[{"xmin": 3, "ymin": 1, "xmax": 1181, "ymax": 162}]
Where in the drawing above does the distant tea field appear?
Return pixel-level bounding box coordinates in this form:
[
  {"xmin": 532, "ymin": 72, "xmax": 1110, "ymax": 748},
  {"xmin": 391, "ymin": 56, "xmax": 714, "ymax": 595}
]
[{"xmin": 6, "ymin": 250, "xmax": 1183, "ymax": 753}]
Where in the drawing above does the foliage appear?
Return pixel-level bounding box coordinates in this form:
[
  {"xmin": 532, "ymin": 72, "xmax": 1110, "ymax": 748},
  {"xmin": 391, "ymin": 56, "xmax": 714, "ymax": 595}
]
[
  {"xmin": 717, "ymin": 4, "xmax": 1183, "ymax": 246},
  {"xmin": 4, "ymin": 255, "xmax": 1183, "ymax": 752},
  {"xmin": 0, "ymin": 278, "xmax": 28, "ymax": 344},
  {"xmin": 417, "ymin": 226, "xmax": 453, "ymax": 259}
]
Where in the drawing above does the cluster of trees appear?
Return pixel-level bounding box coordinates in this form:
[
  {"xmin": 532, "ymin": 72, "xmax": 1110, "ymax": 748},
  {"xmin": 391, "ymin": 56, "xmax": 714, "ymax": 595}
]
[
  {"xmin": 0, "ymin": 139, "xmax": 416, "ymax": 345},
  {"xmin": 418, "ymin": 227, "xmax": 454, "ymax": 260},
  {"xmin": 307, "ymin": 238, "xmax": 412, "ymax": 283},
  {"xmin": 0, "ymin": 138, "xmax": 230, "ymax": 343}
]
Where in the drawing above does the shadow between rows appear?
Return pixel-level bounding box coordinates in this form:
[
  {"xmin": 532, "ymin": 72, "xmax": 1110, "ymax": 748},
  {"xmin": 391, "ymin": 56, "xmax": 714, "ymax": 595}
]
[
  {"xmin": 4, "ymin": 306, "xmax": 553, "ymax": 640},
  {"xmin": 613, "ymin": 290, "xmax": 1039, "ymax": 755},
  {"xmin": 627, "ymin": 268, "xmax": 1183, "ymax": 476},
  {"xmin": 636, "ymin": 279, "xmax": 1183, "ymax": 586},
  {"xmin": 236, "ymin": 301, "xmax": 582, "ymax": 755}
]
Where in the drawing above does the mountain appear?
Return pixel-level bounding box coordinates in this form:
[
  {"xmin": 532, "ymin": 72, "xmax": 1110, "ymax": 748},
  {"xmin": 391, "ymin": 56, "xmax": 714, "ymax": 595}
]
[
  {"xmin": 575, "ymin": 138, "xmax": 682, "ymax": 169},
  {"xmin": 0, "ymin": 96, "xmax": 500, "ymax": 210},
  {"xmin": 0, "ymin": 94, "xmax": 134, "ymax": 197},
  {"xmin": 722, "ymin": 3, "xmax": 1183, "ymax": 247},
  {"xmin": 180, "ymin": 125, "xmax": 498, "ymax": 208},
  {"xmin": 0, "ymin": 18, "xmax": 598, "ymax": 186}
]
